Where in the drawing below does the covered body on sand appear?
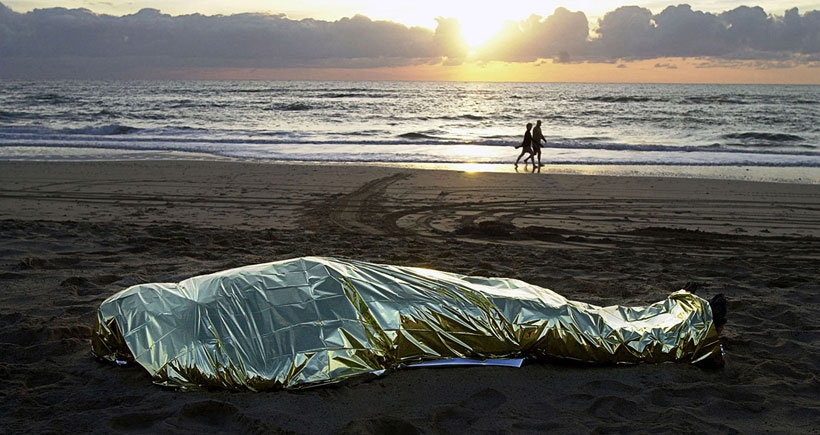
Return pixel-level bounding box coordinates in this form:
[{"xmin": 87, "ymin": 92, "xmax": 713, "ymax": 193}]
[{"xmin": 92, "ymin": 257, "xmax": 723, "ymax": 391}]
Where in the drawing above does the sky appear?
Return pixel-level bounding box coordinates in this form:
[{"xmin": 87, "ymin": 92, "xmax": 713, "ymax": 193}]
[{"xmin": 1, "ymin": 1, "xmax": 819, "ymax": 83}]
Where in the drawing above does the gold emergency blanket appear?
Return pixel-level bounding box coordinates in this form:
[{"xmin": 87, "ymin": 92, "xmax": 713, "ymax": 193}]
[{"xmin": 92, "ymin": 257, "xmax": 723, "ymax": 391}]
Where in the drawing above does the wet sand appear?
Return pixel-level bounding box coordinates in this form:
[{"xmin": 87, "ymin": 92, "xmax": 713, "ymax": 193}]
[{"xmin": 1, "ymin": 160, "xmax": 819, "ymax": 433}]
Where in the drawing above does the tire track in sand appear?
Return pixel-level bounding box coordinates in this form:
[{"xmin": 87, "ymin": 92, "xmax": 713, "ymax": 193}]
[
  {"xmin": 320, "ymin": 173, "xmax": 413, "ymax": 235},
  {"xmin": 312, "ymin": 172, "xmax": 820, "ymax": 256}
]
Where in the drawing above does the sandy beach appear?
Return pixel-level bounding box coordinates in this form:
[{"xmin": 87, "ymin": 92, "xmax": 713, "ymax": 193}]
[{"xmin": 1, "ymin": 160, "xmax": 819, "ymax": 434}]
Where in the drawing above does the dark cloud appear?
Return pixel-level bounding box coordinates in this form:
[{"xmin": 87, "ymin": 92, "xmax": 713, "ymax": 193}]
[
  {"xmin": 0, "ymin": 2, "xmax": 818, "ymax": 78},
  {"xmin": 589, "ymin": 6, "xmax": 657, "ymax": 59},
  {"xmin": 589, "ymin": 4, "xmax": 820, "ymax": 60},
  {"xmin": 469, "ymin": 4, "xmax": 818, "ymax": 65},
  {"xmin": 0, "ymin": 4, "xmax": 454, "ymax": 77}
]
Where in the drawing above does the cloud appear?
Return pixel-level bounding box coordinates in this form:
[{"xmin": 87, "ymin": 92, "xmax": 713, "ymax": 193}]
[
  {"xmin": 466, "ymin": 4, "xmax": 818, "ymax": 65},
  {"xmin": 432, "ymin": 16, "xmax": 469, "ymax": 64},
  {"xmin": 0, "ymin": 3, "xmax": 460, "ymax": 77},
  {"xmin": 474, "ymin": 8, "xmax": 590, "ymax": 62},
  {"xmin": 655, "ymin": 62, "xmax": 678, "ymax": 69},
  {"xmin": 589, "ymin": 4, "xmax": 820, "ymax": 60},
  {"xmin": 0, "ymin": 2, "xmax": 818, "ymax": 78}
]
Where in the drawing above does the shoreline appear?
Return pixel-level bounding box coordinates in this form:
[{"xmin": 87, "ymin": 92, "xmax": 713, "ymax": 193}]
[
  {"xmin": 2, "ymin": 151, "xmax": 819, "ymax": 184},
  {"xmin": 1, "ymin": 160, "xmax": 819, "ymax": 433}
]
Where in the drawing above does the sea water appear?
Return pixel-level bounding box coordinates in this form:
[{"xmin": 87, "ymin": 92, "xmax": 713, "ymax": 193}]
[{"xmin": 1, "ymin": 80, "xmax": 818, "ymax": 182}]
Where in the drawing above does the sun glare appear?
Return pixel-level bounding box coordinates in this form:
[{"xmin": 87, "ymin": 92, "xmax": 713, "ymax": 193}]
[{"xmin": 457, "ymin": 14, "xmax": 505, "ymax": 50}]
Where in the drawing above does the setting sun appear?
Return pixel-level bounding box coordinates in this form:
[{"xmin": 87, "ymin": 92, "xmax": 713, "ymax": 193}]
[
  {"xmin": 458, "ymin": 13, "xmax": 506, "ymax": 49},
  {"xmin": 379, "ymin": 3, "xmax": 513, "ymax": 50}
]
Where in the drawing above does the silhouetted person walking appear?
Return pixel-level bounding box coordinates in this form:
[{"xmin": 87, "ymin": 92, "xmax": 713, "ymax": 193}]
[
  {"xmin": 532, "ymin": 120, "xmax": 546, "ymax": 167},
  {"xmin": 515, "ymin": 123, "xmax": 534, "ymax": 168}
]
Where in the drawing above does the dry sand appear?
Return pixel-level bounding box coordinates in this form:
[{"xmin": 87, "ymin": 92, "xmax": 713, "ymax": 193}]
[{"xmin": 1, "ymin": 160, "xmax": 819, "ymax": 434}]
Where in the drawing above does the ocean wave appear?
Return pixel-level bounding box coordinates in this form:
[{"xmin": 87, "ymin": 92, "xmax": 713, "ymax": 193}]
[
  {"xmin": 317, "ymin": 87, "xmax": 374, "ymax": 93},
  {"xmin": 588, "ymin": 96, "xmax": 660, "ymax": 103},
  {"xmin": 61, "ymin": 124, "xmax": 142, "ymax": 135},
  {"xmin": 543, "ymin": 141, "xmax": 819, "ymax": 155},
  {"xmin": 3, "ymin": 137, "xmax": 819, "ymax": 169},
  {"xmin": 321, "ymin": 93, "xmax": 367, "ymax": 99},
  {"xmin": 683, "ymin": 96, "xmax": 751, "ymax": 105},
  {"xmin": 398, "ymin": 132, "xmax": 441, "ymax": 140},
  {"xmin": 0, "ymin": 110, "xmax": 31, "ymax": 121},
  {"xmin": 167, "ymin": 100, "xmax": 231, "ymax": 109},
  {"xmin": 461, "ymin": 114, "xmax": 486, "ymax": 121},
  {"xmin": 349, "ymin": 130, "xmax": 386, "ymax": 137},
  {"xmin": 93, "ymin": 109, "xmax": 121, "ymax": 117},
  {"xmin": 131, "ymin": 113, "xmax": 174, "ymax": 121},
  {"xmin": 723, "ymin": 132, "xmax": 804, "ymax": 143},
  {"xmin": 3, "ymin": 131, "xmax": 817, "ymax": 157},
  {"xmin": 270, "ymin": 102, "xmax": 313, "ymax": 111},
  {"xmin": 319, "ymin": 92, "xmax": 393, "ymax": 99},
  {"xmin": 25, "ymin": 93, "xmax": 78, "ymax": 105},
  {"xmin": 2, "ymin": 120, "xmax": 816, "ymax": 156},
  {"xmin": 224, "ymin": 88, "xmax": 289, "ymax": 95}
]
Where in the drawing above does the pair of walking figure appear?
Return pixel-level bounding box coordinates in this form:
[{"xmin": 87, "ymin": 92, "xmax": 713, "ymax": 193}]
[{"xmin": 515, "ymin": 120, "xmax": 545, "ymax": 168}]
